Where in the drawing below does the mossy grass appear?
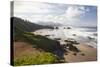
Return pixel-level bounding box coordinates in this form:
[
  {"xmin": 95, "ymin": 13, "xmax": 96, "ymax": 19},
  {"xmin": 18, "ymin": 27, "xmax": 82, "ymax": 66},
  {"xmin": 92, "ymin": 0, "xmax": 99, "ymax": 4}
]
[{"xmin": 14, "ymin": 52, "xmax": 58, "ymax": 66}]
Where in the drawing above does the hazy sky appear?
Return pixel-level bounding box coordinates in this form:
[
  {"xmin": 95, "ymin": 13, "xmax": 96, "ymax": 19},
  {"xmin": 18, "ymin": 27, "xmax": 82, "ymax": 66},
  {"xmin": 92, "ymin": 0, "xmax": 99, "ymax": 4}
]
[{"xmin": 14, "ymin": 1, "xmax": 97, "ymax": 27}]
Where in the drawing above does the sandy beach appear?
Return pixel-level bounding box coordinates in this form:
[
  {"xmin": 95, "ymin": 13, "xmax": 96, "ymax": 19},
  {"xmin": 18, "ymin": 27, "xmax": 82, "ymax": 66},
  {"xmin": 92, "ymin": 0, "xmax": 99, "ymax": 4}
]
[
  {"xmin": 33, "ymin": 28, "xmax": 97, "ymax": 63},
  {"xmin": 64, "ymin": 43, "xmax": 97, "ymax": 63}
]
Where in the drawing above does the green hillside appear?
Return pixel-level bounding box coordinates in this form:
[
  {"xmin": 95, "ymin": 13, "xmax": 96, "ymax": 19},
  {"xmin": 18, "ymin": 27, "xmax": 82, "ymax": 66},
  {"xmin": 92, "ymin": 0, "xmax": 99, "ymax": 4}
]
[
  {"xmin": 11, "ymin": 17, "xmax": 65, "ymax": 66},
  {"xmin": 11, "ymin": 17, "xmax": 63, "ymax": 52},
  {"xmin": 12, "ymin": 17, "xmax": 53, "ymax": 32}
]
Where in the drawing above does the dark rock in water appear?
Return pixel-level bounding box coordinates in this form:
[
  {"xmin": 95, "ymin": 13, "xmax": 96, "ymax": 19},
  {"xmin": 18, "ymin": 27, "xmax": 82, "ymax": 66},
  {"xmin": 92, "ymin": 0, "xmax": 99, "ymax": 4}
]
[
  {"xmin": 87, "ymin": 36, "xmax": 92, "ymax": 39},
  {"xmin": 64, "ymin": 39, "xmax": 79, "ymax": 45},
  {"xmin": 87, "ymin": 36, "xmax": 94, "ymax": 40},
  {"xmin": 67, "ymin": 27, "xmax": 71, "ymax": 29},
  {"xmin": 64, "ymin": 40, "xmax": 68, "ymax": 42},
  {"xmin": 93, "ymin": 33, "xmax": 97, "ymax": 36},
  {"xmin": 67, "ymin": 43, "xmax": 80, "ymax": 52},
  {"xmin": 64, "ymin": 27, "xmax": 66, "ymax": 29},
  {"xmin": 73, "ymin": 41, "xmax": 80, "ymax": 45},
  {"xmin": 55, "ymin": 27, "xmax": 59, "ymax": 29},
  {"xmin": 64, "ymin": 38, "xmax": 74, "ymax": 42},
  {"xmin": 73, "ymin": 34, "xmax": 76, "ymax": 36},
  {"xmin": 67, "ymin": 38, "xmax": 75, "ymax": 41},
  {"xmin": 54, "ymin": 38, "xmax": 61, "ymax": 40},
  {"xmin": 45, "ymin": 35, "xmax": 50, "ymax": 37}
]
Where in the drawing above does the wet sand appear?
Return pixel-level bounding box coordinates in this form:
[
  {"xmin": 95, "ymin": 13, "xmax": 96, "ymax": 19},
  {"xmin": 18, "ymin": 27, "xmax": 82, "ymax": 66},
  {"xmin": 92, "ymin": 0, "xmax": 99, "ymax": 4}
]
[{"xmin": 64, "ymin": 43, "xmax": 97, "ymax": 63}]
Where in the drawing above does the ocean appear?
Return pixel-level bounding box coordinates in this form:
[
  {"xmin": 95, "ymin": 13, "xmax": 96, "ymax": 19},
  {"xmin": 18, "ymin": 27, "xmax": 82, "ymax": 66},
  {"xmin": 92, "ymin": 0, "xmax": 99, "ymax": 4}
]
[
  {"xmin": 62, "ymin": 26, "xmax": 97, "ymax": 48},
  {"xmin": 76, "ymin": 27, "xmax": 97, "ymax": 32},
  {"xmin": 34, "ymin": 26, "xmax": 97, "ymax": 48}
]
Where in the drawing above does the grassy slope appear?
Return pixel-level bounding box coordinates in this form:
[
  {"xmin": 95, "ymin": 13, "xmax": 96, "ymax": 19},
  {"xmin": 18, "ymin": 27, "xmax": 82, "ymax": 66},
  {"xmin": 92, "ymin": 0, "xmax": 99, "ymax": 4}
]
[
  {"xmin": 12, "ymin": 17, "xmax": 63, "ymax": 66},
  {"xmin": 14, "ymin": 52, "xmax": 58, "ymax": 66},
  {"xmin": 14, "ymin": 31, "xmax": 62, "ymax": 52},
  {"xmin": 12, "ymin": 17, "xmax": 63, "ymax": 52},
  {"xmin": 13, "ymin": 42, "xmax": 59, "ymax": 66}
]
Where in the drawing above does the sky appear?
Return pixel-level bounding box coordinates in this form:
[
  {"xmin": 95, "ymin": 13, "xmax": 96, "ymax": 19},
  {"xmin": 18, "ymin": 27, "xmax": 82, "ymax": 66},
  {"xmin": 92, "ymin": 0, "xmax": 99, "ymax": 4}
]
[{"xmin": 14, "ymin": 1, "xmax": 97, "ymax": 27}]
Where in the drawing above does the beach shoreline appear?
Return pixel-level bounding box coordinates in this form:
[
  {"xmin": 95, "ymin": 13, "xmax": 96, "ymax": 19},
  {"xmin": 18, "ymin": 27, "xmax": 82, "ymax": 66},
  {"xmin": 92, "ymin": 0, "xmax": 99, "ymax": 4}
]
[{"xmin": 32, "ymin": 28, "xmax": 97, "ymax": 62}]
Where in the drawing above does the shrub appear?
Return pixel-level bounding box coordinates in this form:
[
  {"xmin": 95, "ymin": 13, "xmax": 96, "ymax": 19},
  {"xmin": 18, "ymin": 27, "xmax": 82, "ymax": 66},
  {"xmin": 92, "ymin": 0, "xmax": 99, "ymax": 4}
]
[{"xmin": 14, "ymin": 52, "xmax": 58, "ymax": 66}]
